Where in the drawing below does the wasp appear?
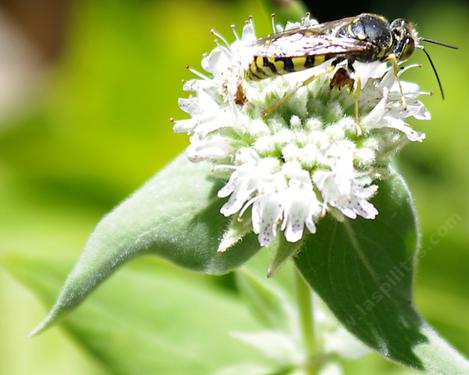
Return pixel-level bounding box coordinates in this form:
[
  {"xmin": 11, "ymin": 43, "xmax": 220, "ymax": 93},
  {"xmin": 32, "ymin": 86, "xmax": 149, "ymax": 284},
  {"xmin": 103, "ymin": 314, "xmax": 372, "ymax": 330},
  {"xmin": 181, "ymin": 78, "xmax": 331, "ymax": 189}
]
[{"xmin": 246, "ymin": 13, "xmax": 457, "ymax": 123}]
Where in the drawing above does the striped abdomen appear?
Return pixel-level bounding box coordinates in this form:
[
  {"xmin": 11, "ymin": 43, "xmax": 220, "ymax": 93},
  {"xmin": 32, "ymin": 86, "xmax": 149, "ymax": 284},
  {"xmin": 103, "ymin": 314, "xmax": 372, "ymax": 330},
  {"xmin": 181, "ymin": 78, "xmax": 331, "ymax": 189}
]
[{"xmin": 246, "ymin": 54, "xmax": 327, "ymax": 80}]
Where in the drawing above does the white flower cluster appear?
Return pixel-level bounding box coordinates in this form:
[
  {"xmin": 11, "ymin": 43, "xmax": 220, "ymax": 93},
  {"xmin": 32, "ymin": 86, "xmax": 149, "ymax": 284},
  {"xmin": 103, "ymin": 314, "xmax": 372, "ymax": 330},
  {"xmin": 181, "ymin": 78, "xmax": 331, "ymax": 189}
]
[{"xmin": 174, "ymin": 17, "xmax": 430, "ymax": 247}]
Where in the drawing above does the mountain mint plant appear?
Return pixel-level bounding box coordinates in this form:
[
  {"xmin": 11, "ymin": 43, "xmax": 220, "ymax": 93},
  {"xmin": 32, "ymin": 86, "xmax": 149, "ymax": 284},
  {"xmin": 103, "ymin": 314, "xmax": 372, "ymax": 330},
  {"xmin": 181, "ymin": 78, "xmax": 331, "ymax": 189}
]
[
  {"xmin": 175, "ymin": 16, "xmax": 428, "ymax": 248},
  {"xmin": 27, "ymin": 11, "xmax": 468, "ymax": 375}
]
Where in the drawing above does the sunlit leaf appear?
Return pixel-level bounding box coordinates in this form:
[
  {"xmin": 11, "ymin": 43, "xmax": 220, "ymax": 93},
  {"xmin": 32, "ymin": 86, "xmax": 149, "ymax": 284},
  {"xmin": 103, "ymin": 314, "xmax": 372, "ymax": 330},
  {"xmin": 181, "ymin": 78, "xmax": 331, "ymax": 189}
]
[
  {"xmin": 32, "ymin": 154, "xmax": 261, "ymax": 334},
  {"xmin": 235, "ymin": 269, "xmax": 291, "ymax": 329},
  {"xmin": 3, "ymin": 255, "xmax": 265, "ymax": 375}
]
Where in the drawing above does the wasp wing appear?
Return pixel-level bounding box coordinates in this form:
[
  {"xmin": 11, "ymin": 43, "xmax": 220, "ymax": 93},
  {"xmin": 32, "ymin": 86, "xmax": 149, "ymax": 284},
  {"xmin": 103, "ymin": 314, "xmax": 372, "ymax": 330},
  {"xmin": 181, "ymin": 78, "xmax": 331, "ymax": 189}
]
[
  {"xmin": 254, "ymin": 16, "xmax": 356, "ymax": 44},
  {"xmin": 252, "ymin": 34, "xmax": 374, "ymax": 59}
]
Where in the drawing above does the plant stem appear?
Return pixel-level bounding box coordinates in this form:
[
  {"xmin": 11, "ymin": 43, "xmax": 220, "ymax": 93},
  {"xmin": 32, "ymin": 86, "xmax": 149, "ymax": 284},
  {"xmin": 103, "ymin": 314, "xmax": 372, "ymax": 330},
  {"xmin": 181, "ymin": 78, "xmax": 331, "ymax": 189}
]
[{"xmin": 294, "ymin": 268, "xmax": 318, "ymax": 374}]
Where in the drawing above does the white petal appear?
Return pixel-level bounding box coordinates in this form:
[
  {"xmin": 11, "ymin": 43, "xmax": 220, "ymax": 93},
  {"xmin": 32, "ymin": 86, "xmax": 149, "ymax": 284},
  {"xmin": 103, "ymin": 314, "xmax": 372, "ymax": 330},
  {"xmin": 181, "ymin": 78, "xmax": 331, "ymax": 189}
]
[
  {"xmin": 178, "ymin": 97, "xmax": 199, "ymax": 115},
  {"xmin": 354, "ymin": 61, "xmax": 388, "ymax": 86},
  {"xmin": 186, "ymin": 136, "xmax": 231, "ymax": 161},
  {"xmin": 241, "ymin": 19, "xmax": 256, "ymax": 43},
  {"xmin": 182, "ymin": 79, "xmax": 207, "ymax": 92},
  {"xmin": 340, "ymin": 208, "xmax": 357, "ymax": 219},
  {"xmin": 283, "ymin": 207, "xmax": 306, "ymax": 242},
  {"xmin": 305, "ymin": 214, "xmax": 317, "ymax": 234},
  {"xmin": 358, "ymin": 200, "xmax": 378, "ymax": 219},
  {"xmin": 284, "ymin": 21, "xmax": 301, "ymax": 31},
  {"xmin": 217, "ymin": 171, "xmax": 239, "ymax": 198},
  {"xmin": 201, "ymin": 46, "xmax": 231, "ymax": 76},
  {"xmin": 362, "ymin": 97, "xmax": 386, "ymax": 127},
  {"xmin": 252, "ymin": 195, "xmax": 283, "ymax": 246},
  {"xmin": 219, "ymin": 171, "xmax": 257, "ymax": 215},
  {"xmin": 173, "ymin": 119, "xmax": 197, "ymax": 133},
  {"xmin": 384, "ymin": 116, "xmax": 426, "ymax": 142}
]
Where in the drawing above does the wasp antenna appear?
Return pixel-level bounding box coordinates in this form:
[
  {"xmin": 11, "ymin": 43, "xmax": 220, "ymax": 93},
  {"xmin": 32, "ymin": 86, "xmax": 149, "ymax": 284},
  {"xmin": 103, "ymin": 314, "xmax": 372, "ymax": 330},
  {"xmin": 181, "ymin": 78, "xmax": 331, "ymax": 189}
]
[
  {"xmin": 230, "ymin": 24, "xmax": 240, "ymax": 40},
  {"xmin": 210, "ymin": 28, "xmax": 230, "ymax": 47},
  {"xmin": 419, "ymin": 46, "xmax": 445, "ymax": 100},
  {"xmin": 420, "ymin": 37, "xmax": 458, "ymax": 49},
  {"xmin": 271, "ymin": 13, "xmax": 276, "ymax": 33}
]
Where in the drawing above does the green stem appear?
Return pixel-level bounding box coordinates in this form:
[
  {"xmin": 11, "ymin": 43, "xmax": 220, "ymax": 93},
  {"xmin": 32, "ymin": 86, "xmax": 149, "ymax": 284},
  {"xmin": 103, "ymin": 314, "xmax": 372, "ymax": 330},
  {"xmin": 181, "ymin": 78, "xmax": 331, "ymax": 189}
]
[{"xmin": 294, "ymin": 268, "xmax": 318, "ymax": 374}]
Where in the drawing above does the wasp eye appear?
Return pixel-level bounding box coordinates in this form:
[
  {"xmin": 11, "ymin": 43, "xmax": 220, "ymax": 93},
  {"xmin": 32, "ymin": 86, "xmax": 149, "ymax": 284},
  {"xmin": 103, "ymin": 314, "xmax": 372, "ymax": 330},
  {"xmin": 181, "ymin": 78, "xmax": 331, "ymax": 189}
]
[{"xmin": 400, "ymin": 38, "xmax": 415, "ymax": 60}]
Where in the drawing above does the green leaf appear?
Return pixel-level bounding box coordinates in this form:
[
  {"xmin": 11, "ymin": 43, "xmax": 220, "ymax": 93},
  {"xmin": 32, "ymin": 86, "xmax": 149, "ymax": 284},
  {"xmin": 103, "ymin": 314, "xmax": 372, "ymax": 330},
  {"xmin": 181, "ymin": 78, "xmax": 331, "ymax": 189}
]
[
  {"xmin": 3, "ymin": 254, "xmax": 265, "ymax": 375},
  {"xmin": 235, "ymin": 269, "xmax": 291, "ymax": 329},
  {"xmin": 32, "ymin": 154, "xmax": 261, "ymax": 335},
  {"xmin": 267, "ymin": 235, "xmax": 302, "ymax": 278},
  {"xmin": 294, "ymin": 172, "xmax": 469, "ymax": 373},
  {"xmin": 218, "ymin": 216, "xmax": 253, "ymax": 253}
]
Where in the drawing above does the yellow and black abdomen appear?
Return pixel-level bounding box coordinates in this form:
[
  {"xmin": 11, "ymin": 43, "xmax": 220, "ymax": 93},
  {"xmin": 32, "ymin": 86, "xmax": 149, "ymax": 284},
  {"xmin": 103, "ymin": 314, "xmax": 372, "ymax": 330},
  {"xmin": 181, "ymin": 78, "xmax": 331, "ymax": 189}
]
[{"xmin": 246, "ymin": 54, "xmax": 327, "ymax": 81}]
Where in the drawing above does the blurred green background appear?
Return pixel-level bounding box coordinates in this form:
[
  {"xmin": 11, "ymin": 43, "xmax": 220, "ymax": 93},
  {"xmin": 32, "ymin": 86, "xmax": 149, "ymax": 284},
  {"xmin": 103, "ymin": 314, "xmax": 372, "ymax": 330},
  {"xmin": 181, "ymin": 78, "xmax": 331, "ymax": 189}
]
[{"xmin": 0, "ymin": 0, "xmax": 467, "ymax": 374}]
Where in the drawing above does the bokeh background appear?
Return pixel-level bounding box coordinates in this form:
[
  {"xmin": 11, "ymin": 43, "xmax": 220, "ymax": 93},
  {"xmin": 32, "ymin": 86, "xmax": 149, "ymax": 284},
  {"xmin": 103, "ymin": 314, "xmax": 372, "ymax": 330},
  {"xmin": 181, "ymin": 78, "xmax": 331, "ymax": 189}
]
[{"xmin": 0, "ymin": 0, "xmax": 467, "ymax": 374}]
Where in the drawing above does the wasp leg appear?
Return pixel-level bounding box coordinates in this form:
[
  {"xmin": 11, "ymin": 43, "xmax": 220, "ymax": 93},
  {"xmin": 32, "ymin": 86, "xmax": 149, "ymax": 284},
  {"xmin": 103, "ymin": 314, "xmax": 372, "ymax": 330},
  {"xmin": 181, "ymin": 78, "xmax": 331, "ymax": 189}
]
[
  {"xmin": 387, "ymin": 54, "xmax": 407, "ymax": 109},
  {"xmin": 262, "ymin": 66, "xmax": 334, "ymax": 118},
  {"xmin": 354, "ymin": 76, "xmax": 363, "ymax": 137},
  {"xmin": 330, "ymin": 68, "xmax": 354, "ymax": 91},
  {"xmin": 342, "ymin": 59, "xmax": 363, "ymax": 137}
]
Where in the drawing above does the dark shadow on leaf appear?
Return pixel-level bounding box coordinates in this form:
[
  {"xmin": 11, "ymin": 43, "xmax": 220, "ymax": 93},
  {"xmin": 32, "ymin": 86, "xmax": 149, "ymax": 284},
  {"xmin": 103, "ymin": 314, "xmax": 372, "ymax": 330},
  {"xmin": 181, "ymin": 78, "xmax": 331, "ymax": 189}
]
[{"xmin": 295, "ymin": 175, "xmax": 430, "ymax": 368}]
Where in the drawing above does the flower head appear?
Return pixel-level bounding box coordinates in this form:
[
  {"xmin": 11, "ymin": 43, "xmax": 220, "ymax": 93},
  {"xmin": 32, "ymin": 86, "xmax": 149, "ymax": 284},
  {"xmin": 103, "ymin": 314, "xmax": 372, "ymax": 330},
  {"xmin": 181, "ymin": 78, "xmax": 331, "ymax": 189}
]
[{"xmin": 174, "ymin": 16, "xmax": 429, "ymax": 248}]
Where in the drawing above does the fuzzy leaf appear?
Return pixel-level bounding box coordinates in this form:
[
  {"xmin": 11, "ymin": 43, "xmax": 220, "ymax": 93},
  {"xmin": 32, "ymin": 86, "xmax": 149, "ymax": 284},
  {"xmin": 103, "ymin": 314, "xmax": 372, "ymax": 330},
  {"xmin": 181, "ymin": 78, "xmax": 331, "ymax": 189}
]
[
  {"xmin": 32, "ymin": 154, "xmax": 261, "ymax": 335},
  {"xmin": 3, "ymin": 254, "xmax": 265, "ymax": 375},
  {"xmin": 267, "ymin": 235, "xmax": 302, "ymax": 278},
  {"xmin": 294, "ymin": 172, "xmax": 469, "ymax": 373}
]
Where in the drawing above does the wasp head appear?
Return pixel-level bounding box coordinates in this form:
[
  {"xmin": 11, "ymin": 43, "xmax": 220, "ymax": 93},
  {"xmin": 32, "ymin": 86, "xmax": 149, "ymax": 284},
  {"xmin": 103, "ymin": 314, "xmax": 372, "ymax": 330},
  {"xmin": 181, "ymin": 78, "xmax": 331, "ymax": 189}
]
[{"xmin": 390, "ymin": 18, "xmax": 417, "ymax": 60}]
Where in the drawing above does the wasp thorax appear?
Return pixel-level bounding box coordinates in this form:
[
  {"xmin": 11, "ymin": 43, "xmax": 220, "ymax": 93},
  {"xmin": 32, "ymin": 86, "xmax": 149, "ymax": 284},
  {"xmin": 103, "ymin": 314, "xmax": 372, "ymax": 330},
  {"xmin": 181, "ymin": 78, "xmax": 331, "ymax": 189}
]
[
  {"xmin": 390, "ymin": 18, "xmax": 416, "ymax": 60},
  {"xmin": 337, "ymin": 14, "xmax": 393, "ymax": 61}
]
